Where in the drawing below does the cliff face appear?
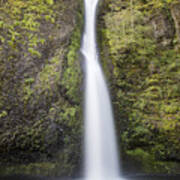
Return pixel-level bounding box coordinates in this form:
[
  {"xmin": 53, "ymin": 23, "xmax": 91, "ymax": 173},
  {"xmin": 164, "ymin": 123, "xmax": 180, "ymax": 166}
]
[
  {"xmin": 1, "ymin": 0, "xmax": 180, "ymax": 176},
  {"xmin": 98, "ymin": 0, "xmax": 180, "ymax": 173},
  {"xmin": 0, "ymin": 0, "xmax": 83, "ymax": 176}
]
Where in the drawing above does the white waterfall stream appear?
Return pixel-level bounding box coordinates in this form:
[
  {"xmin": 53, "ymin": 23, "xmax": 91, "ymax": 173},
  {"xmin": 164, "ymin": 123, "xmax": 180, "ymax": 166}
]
[{"xmin": 80, "ymin": 0, "xmax": 124, "ymax": 180}]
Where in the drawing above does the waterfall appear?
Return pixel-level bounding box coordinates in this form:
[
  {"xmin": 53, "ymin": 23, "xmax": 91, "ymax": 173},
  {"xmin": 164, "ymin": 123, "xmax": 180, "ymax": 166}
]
[{"xmin": 80, "ymin": 0, "xmax": 124, "ymax": 179}]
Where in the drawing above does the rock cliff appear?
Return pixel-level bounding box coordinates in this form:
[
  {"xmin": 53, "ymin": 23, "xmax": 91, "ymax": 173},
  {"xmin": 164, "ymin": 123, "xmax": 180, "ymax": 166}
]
[
  {"xmin": 98, "ymin": 0, "xmax": 180, "ymax": 173},
  {"xmin": 0, "ymin": 0, "xmax": 83, "ymax": 176}
]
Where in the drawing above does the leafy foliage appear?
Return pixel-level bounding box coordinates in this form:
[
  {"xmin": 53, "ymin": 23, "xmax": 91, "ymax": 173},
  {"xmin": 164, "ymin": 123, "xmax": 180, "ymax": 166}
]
[
  {"xmin": 0, "ymin": 0, "xmax": 83, "ymax": 176},
  {"xmin": 99, "ymin": 0, "xmax": 180, "ymax": 173}
]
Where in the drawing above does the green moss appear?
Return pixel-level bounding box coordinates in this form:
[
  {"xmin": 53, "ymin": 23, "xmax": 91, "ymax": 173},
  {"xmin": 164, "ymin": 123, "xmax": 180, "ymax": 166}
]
[
  {"xmin": 0, "ymin": 162, "xmax": 57, "ymax": 176},
  {"xmin": 46, "ymin": 0, "xmax": 54, "ymax": 5},
  {"xmin": 0, "ymin": 110, "xmax": 7, "ymax": 118},
  {"xmin": 61, "ymin": 17, "xmax": 83, "ymax": 103},
  {"xmin": 0, "ymin": 0, "xmax": 83, "ymax": 176},
  {"xmin": 23, "ymin": 85, "xmax": 34, "ymax": 102},
  {"xmin": 99, "ymin": 0, "xmax": 180, "ymax": 173},
  {"xmin": 0, "ymin": 0, "xmax": 54, "ymax": 57},
  {"xmin": 127, "ymin": 148, "xmax": 177, "ymax": 173},
  {"xmin": 163, "ymin": 104, "xmax": 179, "ymax": 114},
  {"xmin": 37, "ymin": 56, "xmax": 60, "ymax": 91},
  {"xmin": 28, "ymin": 48, "xmax": 41, "ymax": 58},
  {"xmin": 24, "ymin": 78, "xmax": 35, "ymax": 85}
]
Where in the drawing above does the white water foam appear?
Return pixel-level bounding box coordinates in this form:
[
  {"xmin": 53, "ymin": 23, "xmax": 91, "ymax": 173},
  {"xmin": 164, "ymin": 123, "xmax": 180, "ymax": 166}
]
[{"xmin": 81, "ymin": 0, "xmax": 125, "ymax": 179}]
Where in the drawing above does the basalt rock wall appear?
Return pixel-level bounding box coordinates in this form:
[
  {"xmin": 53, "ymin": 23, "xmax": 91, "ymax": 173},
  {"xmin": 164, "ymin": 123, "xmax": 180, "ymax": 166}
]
[{"xmin": 98, "ymin": 0, "xmax": 180, "ymax": 173}]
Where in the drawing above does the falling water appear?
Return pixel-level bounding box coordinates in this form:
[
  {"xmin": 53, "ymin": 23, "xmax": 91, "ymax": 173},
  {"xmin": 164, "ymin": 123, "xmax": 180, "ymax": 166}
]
[{"xmin": 80, "ymin": 0, "xmax": 123, "ymax": 179}]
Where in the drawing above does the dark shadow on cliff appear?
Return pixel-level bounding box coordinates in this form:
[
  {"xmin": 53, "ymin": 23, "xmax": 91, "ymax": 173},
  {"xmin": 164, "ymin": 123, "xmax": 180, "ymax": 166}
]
[{"xmin": 1, "ymin": 174, "xmax": 180, "ymax": 180}]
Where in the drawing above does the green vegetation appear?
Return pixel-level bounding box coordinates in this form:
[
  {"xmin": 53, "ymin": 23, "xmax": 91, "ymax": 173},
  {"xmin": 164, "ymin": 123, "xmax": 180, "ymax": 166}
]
[
  {"xmin": 0, "ymin": 0, "xmax": 180, "ymax": 176},
  {"xmin": 0, "ymin": 0, "xmax": 83, "ymax": 176},
  {"xmin": 0, "ymin": 162, "xmax": 57, "ymax": 176},
  {"xmin": 99, "ymin": 0, "xmax": 180, "ymax": 173},
  {"xmin": 0, "ymin": 0, "xmax": 54, "ymax": 58},
  {"xmin": 127, "ymin": 148, "xmax": 177, "ymax": 173},
  {"xmin": 61, "ymin": 16, "xmax": 83, "ymax": 103}
]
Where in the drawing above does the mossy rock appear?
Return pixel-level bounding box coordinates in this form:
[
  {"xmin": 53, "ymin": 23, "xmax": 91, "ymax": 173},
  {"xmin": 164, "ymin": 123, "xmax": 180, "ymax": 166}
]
[
  {"xmin": 0, "ymin": 0, "xmax": 84, "ymax": 176},
  {"xmin": 98, "ymin": 0, "xmax": 180, "ymax": 173}
]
